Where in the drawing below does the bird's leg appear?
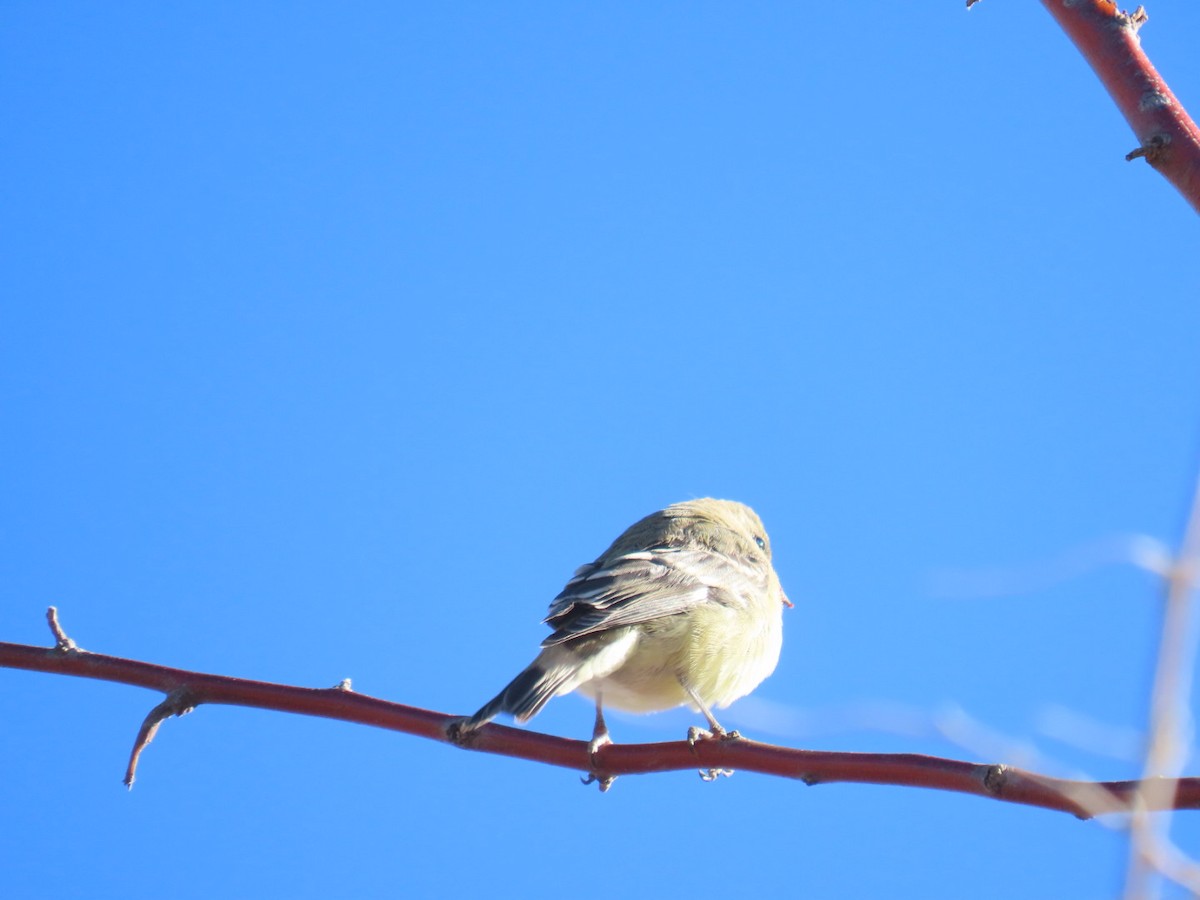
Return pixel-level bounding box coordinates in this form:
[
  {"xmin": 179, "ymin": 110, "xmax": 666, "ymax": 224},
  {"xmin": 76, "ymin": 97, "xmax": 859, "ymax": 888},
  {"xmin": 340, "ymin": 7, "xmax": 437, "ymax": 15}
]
[
  {"xmin": 680, "ymin": 683, "xmax": 736, "ymax": 782},
  {"xmin": 680, "ymin": 683, "xmax": 741, "ymax": 744},
  {"xmin": 590, "ymin": 698, "xmax": 613, "ymax": 756},
  {"xmin": 581, "ymin": 694, "xmax": 616, "ymax": 792}
]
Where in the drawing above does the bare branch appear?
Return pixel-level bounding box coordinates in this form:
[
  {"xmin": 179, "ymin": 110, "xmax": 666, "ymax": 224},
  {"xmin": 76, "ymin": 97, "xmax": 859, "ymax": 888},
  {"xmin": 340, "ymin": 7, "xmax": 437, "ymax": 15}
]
[
  {"xmin": 1124, "ymin": 470, "xmax": 1200, "ymax": 897},
  {"xmin": 1038, "ymin": 0, "xmax": 1200, "ymax": 213},
  {"xmin": 3, "ymin": 616, "xmax": 1200, "ymax": 816}
]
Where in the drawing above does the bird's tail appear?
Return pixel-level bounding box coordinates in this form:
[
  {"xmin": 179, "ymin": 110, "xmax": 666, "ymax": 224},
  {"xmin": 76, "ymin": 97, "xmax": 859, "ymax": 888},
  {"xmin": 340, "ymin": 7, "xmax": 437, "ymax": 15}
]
[{"xmin": 464, "ymin": 658, "xmax": 577, "ymax": 729}]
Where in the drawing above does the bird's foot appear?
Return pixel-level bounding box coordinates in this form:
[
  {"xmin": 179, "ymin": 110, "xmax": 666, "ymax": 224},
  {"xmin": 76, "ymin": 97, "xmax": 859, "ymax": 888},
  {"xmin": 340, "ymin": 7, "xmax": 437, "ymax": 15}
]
[
  {"xmin": 687, "ymin": 725, "xmax": 742, "ymax": 747},
  {"xmin": 583, "ymin": 728, "xmax": 616, "ymax": 792},
  {"xmin": 588, "ymin": 729, "xmax": 613, "ymax": 761},
  {"xmin": 687, "ymin": 724, "xmax": 740, "ymax": 783}
]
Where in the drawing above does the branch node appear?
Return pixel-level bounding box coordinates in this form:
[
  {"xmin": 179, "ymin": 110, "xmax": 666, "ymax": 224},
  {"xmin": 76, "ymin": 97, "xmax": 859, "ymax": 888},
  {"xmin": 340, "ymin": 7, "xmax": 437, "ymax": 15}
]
[
  {"xmin": 444, "ymin": 717, "xmax": 482, "ymax": 748},
  {"xmin": 982, "ymin": 763, "xmax": 1009, "ymax": 796},
  {"xmin": 45, "ymin": 607, "xmax": 81, "ymax": 653},
  {"xmin": 124, "ymin": 688, "xmax": 198, "ymax": 789},
  {"xmin": 1124, "ymin": 5, "xmax": 1148, "ymax": 33}
]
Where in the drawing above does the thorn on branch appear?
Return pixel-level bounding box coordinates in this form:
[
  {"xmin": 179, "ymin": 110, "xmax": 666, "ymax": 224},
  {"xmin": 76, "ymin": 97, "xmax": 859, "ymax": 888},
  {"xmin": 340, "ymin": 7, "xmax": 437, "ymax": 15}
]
[
  {"xmin": 124, "ymin": 688, "xmax": 197, "ymax": 789},
  {"xmin": 45, "ymin": 607, "xmax": 80, "ymax": 653},
  {"xmin": 1127, "ymin": 133, "xmax": 1170, "ymax": 162}
]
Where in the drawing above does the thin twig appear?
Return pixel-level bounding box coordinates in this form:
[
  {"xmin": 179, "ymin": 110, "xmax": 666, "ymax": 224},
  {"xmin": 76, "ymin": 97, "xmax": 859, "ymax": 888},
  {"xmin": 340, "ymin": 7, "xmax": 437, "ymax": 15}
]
[
  {"xmin": 46, "ymin": 606, "xmax": 79, "ymax": 652},
  {"xmin": 1124, "ymin": 470, "xmax": 1200, "ymax": 898}
]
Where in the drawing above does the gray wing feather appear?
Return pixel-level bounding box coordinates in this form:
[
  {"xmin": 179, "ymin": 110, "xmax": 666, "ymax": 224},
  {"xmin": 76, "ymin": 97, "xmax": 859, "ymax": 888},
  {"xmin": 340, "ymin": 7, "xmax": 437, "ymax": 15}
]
[{"xmin": 541, "ymin": 547, "xmax": 763, "ymax": 647}]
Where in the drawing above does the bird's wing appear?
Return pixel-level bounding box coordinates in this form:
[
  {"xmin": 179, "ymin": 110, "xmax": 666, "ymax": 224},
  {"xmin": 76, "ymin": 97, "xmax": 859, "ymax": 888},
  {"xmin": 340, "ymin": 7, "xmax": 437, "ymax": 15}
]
[{"xmin": 540, "ymin": 546, "xmax": 762, "ymax": 647}]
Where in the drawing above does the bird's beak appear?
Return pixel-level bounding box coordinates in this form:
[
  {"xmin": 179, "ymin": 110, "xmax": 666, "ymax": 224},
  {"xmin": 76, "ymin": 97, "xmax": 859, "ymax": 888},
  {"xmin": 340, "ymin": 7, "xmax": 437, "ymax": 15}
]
[{"xmin": 781, "ymin": 591, "xmax": 794, "ymax": 609}]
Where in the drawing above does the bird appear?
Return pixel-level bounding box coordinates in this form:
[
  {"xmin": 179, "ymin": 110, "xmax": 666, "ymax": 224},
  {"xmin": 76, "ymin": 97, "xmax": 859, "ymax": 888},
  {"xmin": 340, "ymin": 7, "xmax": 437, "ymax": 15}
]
[{"xmin": 450, "ymin": 498, "xmax": 791, "ymax": 764}]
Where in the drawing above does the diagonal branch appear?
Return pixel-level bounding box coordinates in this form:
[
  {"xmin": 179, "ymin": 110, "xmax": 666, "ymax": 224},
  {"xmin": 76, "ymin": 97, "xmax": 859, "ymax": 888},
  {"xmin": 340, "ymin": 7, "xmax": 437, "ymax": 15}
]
[
  {"xmin": 1037, "ymin": 0, "xmax": 1200, "ymax": 213},
  {"xmin": 2, "ymin": 609, "xmax": 1199, "ymax": 817}
]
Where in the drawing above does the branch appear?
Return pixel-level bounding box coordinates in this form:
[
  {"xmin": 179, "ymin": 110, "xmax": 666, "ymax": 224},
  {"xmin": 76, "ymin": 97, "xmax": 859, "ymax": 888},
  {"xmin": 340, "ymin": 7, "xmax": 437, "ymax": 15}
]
[
  {"xmin": 1036, "ymin": 0, "xmax": 1200, "ymax": 213},
  {"xmin": 1123, "ymin": 465, "xmax": 1200, "ymax": 894},
  {"xmin": 2, "ymin": 609, "xmax": 1198, "ymax": 815}
]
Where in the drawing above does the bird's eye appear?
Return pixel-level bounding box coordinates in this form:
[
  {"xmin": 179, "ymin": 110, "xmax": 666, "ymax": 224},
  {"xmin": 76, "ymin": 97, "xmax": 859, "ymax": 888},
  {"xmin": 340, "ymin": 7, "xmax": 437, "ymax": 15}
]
[{"xmin": 754, "ymin": 535, "xmax": 766, "ymax": 550}]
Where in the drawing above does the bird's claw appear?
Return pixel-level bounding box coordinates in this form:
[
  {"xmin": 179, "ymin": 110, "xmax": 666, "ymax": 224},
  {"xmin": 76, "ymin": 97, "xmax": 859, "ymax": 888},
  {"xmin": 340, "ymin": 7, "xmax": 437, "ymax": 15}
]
[
  {"xmin": 699, "ymin": 767, "xmax": 734, "ymax": 782},
  {"xmin": 581, "ymin": 772, "xmax": 617, "ymax": 792}
]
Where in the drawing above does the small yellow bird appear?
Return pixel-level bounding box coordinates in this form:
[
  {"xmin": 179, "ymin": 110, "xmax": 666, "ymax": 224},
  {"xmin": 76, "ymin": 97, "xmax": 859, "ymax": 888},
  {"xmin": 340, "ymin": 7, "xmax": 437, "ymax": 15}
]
[{"xmin": 455, "ymin": 498, "xmax": 790, "ymax": 754}]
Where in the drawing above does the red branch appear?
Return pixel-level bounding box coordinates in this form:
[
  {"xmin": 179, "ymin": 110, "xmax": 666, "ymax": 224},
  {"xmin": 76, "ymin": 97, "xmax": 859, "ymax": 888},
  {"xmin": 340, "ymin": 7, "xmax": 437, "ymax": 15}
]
[
  {"xmin": 3, "ymin": 613, "xmax": 1200, "ymax": 815},
  {"xmin": 1038, "ymin": 0, "xmax": 1200, "ymax": 213}
]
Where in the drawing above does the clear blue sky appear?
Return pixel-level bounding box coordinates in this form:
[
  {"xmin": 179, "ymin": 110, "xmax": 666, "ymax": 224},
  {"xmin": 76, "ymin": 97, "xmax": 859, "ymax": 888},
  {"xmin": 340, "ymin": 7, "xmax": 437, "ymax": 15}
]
[{"xmin": 4, "ymin": 3, "xmax": 1200, "ymax": 898}]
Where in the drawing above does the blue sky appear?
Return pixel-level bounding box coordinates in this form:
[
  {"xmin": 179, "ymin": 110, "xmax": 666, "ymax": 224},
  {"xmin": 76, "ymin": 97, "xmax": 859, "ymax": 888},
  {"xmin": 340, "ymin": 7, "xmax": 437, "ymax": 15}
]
[{"xmin": 4, "ymin": 3, "xmax": 1200, "ymax": 898}]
